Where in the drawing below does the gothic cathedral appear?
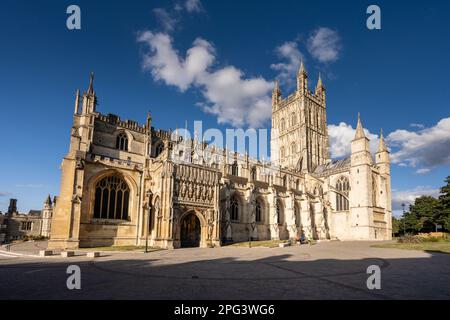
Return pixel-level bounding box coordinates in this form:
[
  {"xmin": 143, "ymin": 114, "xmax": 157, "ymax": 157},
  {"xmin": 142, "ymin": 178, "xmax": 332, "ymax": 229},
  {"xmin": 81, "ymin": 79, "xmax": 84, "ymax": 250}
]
[{"xmin": 48, "ymin": 66, "xmax": 392, "ymax": 250}]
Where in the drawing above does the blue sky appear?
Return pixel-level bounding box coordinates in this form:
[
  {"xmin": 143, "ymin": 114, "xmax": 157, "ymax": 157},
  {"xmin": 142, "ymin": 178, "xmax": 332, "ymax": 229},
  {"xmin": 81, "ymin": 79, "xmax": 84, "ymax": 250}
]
[{"xmin": 0, "ymin": 0, "xmax": 449, "ymax": 215}]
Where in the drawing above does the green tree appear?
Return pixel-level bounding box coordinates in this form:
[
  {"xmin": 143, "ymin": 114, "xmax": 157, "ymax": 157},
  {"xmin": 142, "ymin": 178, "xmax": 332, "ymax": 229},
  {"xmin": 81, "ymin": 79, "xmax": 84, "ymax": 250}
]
[
  {"xmin": 436, "ymin": 176, "xmax": 450, "ymax": 231},
  {"xmin": 392, "ymin": 217, "xmax": 401, "ymax": 236},
  {"xmin": 409, "ymin": 196, "xmax": 439, "ymax": 232}
]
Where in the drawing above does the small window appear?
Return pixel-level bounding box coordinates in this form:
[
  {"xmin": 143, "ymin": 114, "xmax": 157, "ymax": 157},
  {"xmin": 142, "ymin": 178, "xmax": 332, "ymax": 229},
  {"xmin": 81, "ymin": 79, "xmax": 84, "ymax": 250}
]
[
  {"xmin": 251, "ymin": 167, "xmax": 257, "ymax": 181},
  {"xmin": 232, "ymin": 162, "xmax": 239, "ymax": 176},
  {"xmin": 276, "ymin": 200, "xmax": 283, "ymax": 225},
  {"xmin": 280, "ymin": 118, "xmax": 286, "ymax": 132},
  {"xmin": 255, "ymin": 200, "xmax": 262, "ymax": 223},
  {"xmin": 116, "ymin": 133, "xmax": 128, "ymax": 151}
]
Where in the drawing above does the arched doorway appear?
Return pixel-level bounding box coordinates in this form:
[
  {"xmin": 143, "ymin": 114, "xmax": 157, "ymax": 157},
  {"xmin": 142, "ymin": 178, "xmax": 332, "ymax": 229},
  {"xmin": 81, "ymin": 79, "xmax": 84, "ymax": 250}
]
[{"xmin": 180, "ymin": 213, "xmax": 201, "ymax": 248}]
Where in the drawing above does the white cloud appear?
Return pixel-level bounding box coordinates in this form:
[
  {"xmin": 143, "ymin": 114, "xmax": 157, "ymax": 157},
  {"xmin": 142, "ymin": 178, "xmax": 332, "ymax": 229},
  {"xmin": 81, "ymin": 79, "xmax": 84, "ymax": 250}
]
[
  {"xmin": 270, "ymin": 41, "xmax": 304, "ymax": 87},
  {"xmin": 307, "ymin": 27, "xmax": 341, "ymax": 63},
  {"xmin": 138, "ymin": 32, "xmax": 273, "ymax": 127},
  {"xmin": 387, "ymin": 117, "xmax": 450, "ymax": 172},
  {"xmin": 138, "ymin": 32, "xmax": 215, "ymax": 92},
  {"xmin": 199, "ymin": 67, "xmax": 273, "ymax": 127},
  {"xmin": 410, "ymin": 123, "xmax": 425, "ymax": 129},
  {"xmin": 416, "ymin": 168, "xmax": 431, "ymax": 175},
  {"xmin": 0, "ymin": 192, "xmax": 11, "ymax": 197},
  {"xmin": 328, "ymin": 122, "xmax": 379, "ymax": 158},
  {"xmin": 153, "ymin": 8, "xmax": 177, "ymax": 32},
  {"xmin": 185, "ymin": 0, "xmax": 203, "ymax": 13},
  {"xmin": 154, "ymin": 0, "xmax": 204, "ymax": 32},
  {"xmin": 392, "ymin": 186, "xmax": 440, "ymax": 214}
]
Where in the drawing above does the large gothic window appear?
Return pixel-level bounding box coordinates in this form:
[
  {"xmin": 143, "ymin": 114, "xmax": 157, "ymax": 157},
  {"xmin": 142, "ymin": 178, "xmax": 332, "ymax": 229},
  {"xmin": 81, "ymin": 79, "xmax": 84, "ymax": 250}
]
[
  {"xmin": 335, "ymin": 176, "xmax": 350, "ymax": 211},
  {"xmin": 116, "ymin": 133, "xmax": 128, "ymax": 151},
  {"xmin": 230, "ymin": 195, "xmax": 239, "ymax": 221},
  {"xmin": 94, "ymin": 175, "xmax": 130, "ymax": 220},
  {"xmin": 255, "ymin": 199, "xmax": 262, "ymax": 223},
  {"xmin": 280, "ymin": 147, "xmax": 285, "ymax": 159}
]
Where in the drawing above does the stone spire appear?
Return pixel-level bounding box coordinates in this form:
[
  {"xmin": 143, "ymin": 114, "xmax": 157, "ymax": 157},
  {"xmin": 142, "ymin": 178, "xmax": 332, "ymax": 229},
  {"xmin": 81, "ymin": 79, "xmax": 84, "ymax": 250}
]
[
  {"xmin": 299, "ymin": 60, "xmax": 307, "ymax": 75},
  {"xmin": 44, "ymin": 195, "xmax": 53, "ymax": 208},
  {"xmin": 316, "ymin": 73, "xmax": 324, "ymax": 89},
  {"xmin": 315, "ymin": 72, "xmax": 325, "ymax": 96},
  {"xmin": 272, "ymin": 80, "xmax": 282, "ymax": 106},
  {"xmin": 87, "ymin": 72, "xmax": 94, "ymax": 95},
  {"xmin": 378, "ymin": 129, "xmax": 388, "ymax": 152},
  {"xmin": 354, "ymin": 113, "xmax": 366, "ymax": 140},
  {"xmin": 297, "ymin": 60, "xmax": 308, "ymax": 93},
  {"xmin": 74, "ymin": 89, "xmax": 80, "ymax": 114}
]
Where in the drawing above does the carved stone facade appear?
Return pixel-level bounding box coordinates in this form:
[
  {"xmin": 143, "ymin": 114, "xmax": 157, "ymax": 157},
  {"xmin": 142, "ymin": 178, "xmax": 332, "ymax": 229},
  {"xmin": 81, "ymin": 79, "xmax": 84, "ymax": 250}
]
[{"xmin": 48, "ymin": 70, "xmax": 392, "ymax": 250}]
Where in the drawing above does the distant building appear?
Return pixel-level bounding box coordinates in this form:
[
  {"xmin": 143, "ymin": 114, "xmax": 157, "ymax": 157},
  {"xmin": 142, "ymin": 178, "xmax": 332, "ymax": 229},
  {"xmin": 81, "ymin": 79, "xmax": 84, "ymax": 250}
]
[{"xmin": 0, "ymin": 197, "xmax": 53, "ymax": 243}]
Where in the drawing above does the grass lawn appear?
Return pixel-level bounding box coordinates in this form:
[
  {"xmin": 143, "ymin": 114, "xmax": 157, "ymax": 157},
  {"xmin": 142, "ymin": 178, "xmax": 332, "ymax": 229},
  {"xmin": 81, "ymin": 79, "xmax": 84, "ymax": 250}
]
[
  {"xmin": 82, "ymin": 246, "xmax": 164, "ymax": 252},
  {"xmin": 226, "ymin": 240, "xmax": 288, "ymax": 248},
  {"xmin": 372, "ymin": 241, "xmax": 450, "ymax": 254}
]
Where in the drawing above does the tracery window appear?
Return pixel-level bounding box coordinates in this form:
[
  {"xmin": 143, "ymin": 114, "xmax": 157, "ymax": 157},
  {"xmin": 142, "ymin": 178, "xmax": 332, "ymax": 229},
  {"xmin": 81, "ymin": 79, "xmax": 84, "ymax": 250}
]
[
  {"xmin": 335, "ymin": 176, "xmax": 350, "ymax": 211},
  {"xmin": 116, "ymin": 133, "xmax": 128, "ymax": 151},
  {"xmin": 280, "ymin": 118, "xmax": 286, "ymax": 132},
  {"xmin": 94, "ymin": 175, "xmax": 130, "ymax": 220}
]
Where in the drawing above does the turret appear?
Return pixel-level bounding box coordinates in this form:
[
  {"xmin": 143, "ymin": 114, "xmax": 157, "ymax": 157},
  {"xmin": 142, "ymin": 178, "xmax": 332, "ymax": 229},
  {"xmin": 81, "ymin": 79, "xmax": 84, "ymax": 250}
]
[
  {"xmin": 315, "ymin": 73, "xmax": 325, "ymax": 99},
  {"xmin": 44, "ymin": 194, "xmax": 53, "ymax": 209},
  {"xmin": 376, "ymin": 129, "xmax": 390, "ymax": 170},
  {"xmin": 74, "ymin": 89, "xmax": 80, "ymax": 114},
  {"xmin": 81, "ymin": 72, "xmax": 97, "ymax": 115},
  {"xmin": 351, "ymin": 113, "xmax": 371, "ymax": 159},
  {"xmin": 41, "ymin": 195, "xmax": 53, "ymax": 238},
  {"xmin": 272, "ymin": 80, "xmax": 282, "ymax": 107},
  {"xmin": 297, "ymin": 61, "xmax": 308, "ymax": 93}
]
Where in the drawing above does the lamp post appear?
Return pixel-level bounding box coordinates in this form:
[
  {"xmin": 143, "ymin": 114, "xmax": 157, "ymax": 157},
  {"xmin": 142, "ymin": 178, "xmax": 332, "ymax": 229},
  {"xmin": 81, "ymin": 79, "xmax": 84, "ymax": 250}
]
[
  {"xmin": 145, "ymin": 190, "xmax": 153, "ymax": 253},
  {"xmin": 401, "ymin": 203, "xmax": 406, "ymax": 235}
]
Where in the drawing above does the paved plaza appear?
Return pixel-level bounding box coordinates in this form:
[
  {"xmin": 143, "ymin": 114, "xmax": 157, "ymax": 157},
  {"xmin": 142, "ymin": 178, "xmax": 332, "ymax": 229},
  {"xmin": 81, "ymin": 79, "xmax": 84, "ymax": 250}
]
[{"xmin": 0, "ymin": 241, "xmax": 449, "ymax": 300}]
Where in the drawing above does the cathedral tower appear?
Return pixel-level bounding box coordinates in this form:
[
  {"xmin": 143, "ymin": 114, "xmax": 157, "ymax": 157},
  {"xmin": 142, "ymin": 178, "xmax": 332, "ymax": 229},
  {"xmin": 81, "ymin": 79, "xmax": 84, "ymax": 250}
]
[{"xmin": 271, "ymin": 62, "xmax": 330, "ymax": 172}]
